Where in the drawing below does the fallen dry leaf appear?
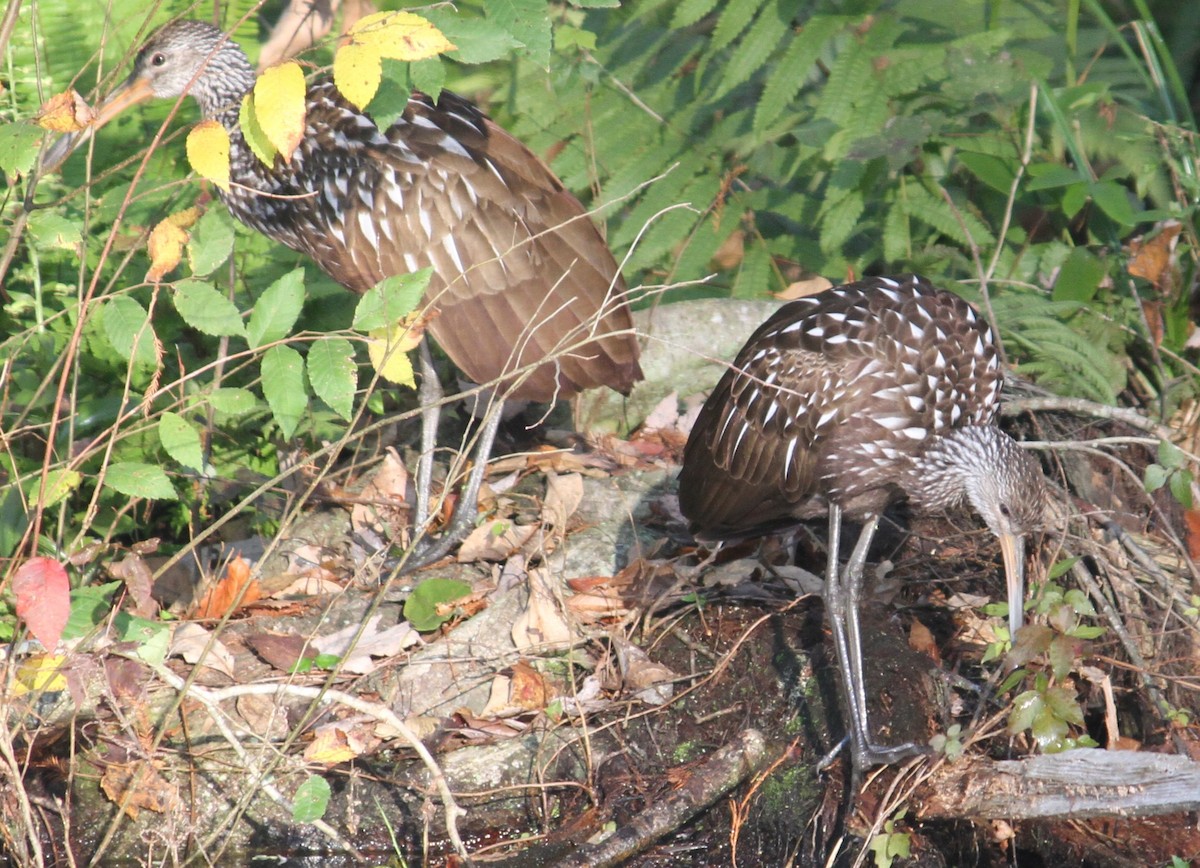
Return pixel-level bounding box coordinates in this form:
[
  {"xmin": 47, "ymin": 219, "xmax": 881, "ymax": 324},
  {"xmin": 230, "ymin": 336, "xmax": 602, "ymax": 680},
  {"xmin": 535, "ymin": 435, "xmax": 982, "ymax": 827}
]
[
  {"xmin": 169, "ymin": 622, "xmax": 237, "ymax": 679},
  {"xmin": 775, "ymin": 274, "xmax": 834, "ymax": 300},
  {"xmin": 542, "ymin": 471, "xmax": 583, "ymax": 532},
  {"xmin": 35, "ymin": 89, "xmax": 95, "ymax": 132},
  {"xmin": 245, "ymin": 631, "xmax": 317, "ymax": 672},
  {"xmin": 457, "ymin": 519, "xmax": 536, "ymax": 563},
  {"xmin": 1127, "ymin": 221, "xmax": 1181, "ymax": 287},
  {"xmin": 350, "ymin": 447, "xmax": 410, "ymax": 545},
  {"xmin": 907, "ymin": 617, "xmax": 941, "ymax": 665},
  {"xmin": 100, "ymin": 762, "xmax": 181, "ymax": 819},
  {"xmin": 304, "ymin": 717, "xmax": 379, "ymax": 763},
  {"xmin": 312, "ymin": 613, "xmax": 421, "ymax": 674},
  {"xmin": 192, "ymin": 554, "xmax": 262, "ymax": 619},
  {"xmin": 613, "ymin": 638, "xmax": 677, "ymax": 705},
  {"xmin": 512, "ymin": 567, "xmax": 574, "ymax": 650},
  {"xmin": 108, "ymin": 552, "xmax": 157, "ymax": 618}
]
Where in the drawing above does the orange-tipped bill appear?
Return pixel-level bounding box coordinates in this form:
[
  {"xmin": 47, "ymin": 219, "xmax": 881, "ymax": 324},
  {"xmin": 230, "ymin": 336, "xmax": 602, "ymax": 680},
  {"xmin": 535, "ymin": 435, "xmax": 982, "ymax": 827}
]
[
  {"xmin": 41, "ymin": 74, "xmax": 158, "ymax": 172},
  {"xmin": 998, "ymin": 531, "xmax": 1026, "ymax": 638}
]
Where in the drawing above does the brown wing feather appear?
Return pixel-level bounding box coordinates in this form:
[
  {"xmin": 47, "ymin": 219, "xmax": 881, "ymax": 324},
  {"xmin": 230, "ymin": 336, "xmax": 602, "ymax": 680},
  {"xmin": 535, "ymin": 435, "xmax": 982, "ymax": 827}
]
[
  {"xmin": 225, "ymin": 87, "xmax": 641, "ymax": 402},
  {"xmin": 678, "ymin": 276, "xmax": 1002, "ymax": 541}
]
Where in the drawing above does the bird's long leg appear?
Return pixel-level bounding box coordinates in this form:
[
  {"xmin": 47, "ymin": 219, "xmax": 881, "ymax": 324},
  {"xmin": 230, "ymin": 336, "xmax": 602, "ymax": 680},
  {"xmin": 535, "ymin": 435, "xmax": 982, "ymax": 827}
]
[
  {"xmin": 405, "ymin": 401, "xmax": 503, "ymax": 570},
  {"xmin": 414, "ymin": 340, "xmax": 442, "ymax": 533},
  {"xmin": 843, "ymin": 513, "xmax": 928, "ymax": 769},
  {"xmin": 825, "ymin": 509, "xmax": 927, "ymax": 775}
]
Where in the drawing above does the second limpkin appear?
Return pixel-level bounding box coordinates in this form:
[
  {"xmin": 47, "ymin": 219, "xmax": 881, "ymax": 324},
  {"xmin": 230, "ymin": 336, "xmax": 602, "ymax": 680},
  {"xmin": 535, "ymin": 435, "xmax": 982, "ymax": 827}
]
[
  {"xmin": 49, "ymin": 18, "xmax": 642, "ymax": 560},
  {"xmin": 678, "ymin": 275, "xmax": 1048, "ymax": 768}
]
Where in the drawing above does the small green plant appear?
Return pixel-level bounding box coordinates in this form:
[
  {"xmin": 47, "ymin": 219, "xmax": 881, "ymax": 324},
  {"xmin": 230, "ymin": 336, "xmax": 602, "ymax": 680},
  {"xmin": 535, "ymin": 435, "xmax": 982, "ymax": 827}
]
[
  {"xmin": 1145, "ymin": 441, "xmax": 1194, "ymax": 509},
  {"xmin": 984, "ymin": 565, "xmax": 1104, "ymax": 753},
  {"xmin": 868, "ymin": 810, "xmax": 912, "ymax": 868},
  {"xmin": 930, "ymin": 723, "xmax": 965, "ymax": 762}
]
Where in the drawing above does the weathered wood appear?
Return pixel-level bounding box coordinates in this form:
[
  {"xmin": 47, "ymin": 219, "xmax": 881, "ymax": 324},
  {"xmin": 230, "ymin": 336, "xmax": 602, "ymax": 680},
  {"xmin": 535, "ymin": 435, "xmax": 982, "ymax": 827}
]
[{"xmin": 919, "ymin": 751, "xmax": 1200, "ymax": 820}]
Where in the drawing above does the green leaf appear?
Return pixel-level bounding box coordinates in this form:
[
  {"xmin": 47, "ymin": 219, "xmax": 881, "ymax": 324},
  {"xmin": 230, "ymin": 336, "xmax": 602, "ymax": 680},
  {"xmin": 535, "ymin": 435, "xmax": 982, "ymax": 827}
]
[
  {"xmin": 104, "ymin": 462, "xmax": 177, "ymax": 501},
  {"xmin": 353, "ymin": 270, "xmax": 431, "ymax": 330},
  {"xmin": 1045, "ymin": 556, "xmax": 1080, "ymax": 580},
  {"xmin": 26, "ymin": 211, "xmax": 84, "ymax": 250},
  {"xmin": 102, "ymin": 296, "xmax": 158, "ymax": 367},
  {"xmin": 403, "ymin": 578, "xmax": 473, "ymax": 631},
  {"xmin": 755, "ymin": 16, "xmax": 846, "ymax": 132},
  {"xmin": 1157, "ymin": 439, "xmax": 1185, "ymax": 469},
  {"xmin": 173, "ymin": 279, "xmax": 246, "ymax": 338},
  {"xmin": 957, "ymin": 151, "xmax": 1017, "ymax": 194},
  {"xmin": 114, "ymin": 612, "xmax": 171, "ymax": 665},
  {"xmin": 159, "ymin": 412, "xmax": 206, "ymax": 472},
  {"xmin": 187, "ymin": 208, "xmax": 236, "ymax": 276},
  {"xmin": 26, "ymin": 469, "xmax": 82, "ymax": 509},
  {"xmin": 1169, "ymin": 468, "xmax": 1193, "ymax": 508},
  {"xmin": 63, "ymin": 582, "xmax": 121, "ymax": 641},
  {"xmin": 426, "ymin": 14, "xmax": 523, "ymax": 64},
  {"xmin": 308, "ymin": 337, "xmax": 358, "ymax": 421},
  {"xmin": 207, "ymin": 387, "xmax": 259, "ymax": 417},
  {"xmin": 292, "ymin": 774, "xmax": 332, "ymax": 823},
  {"xmin": 1143, "ymin": 463, "xmax": 1168, "ymax": 492},
  {"xmin": 247, "ymin": 268, "xmax": 307, "ymax": 348},
  {"xmin": 260, "ymin": 345, "xmax": 308, "ymax": 438},
  {"xmin": 1089, "ymin": 180, "xmax": 1137, "ymax": 227},
  {"xmin": 410, "ymin": 57, "xmax": 445, "ymax": 103},
  {"xmin": 0, "ymin": 123, "xmax": 44, "ymax": 175},
  {"xmin": 671, "ymin": 0, "xmax": 720, "ymax": 29},
  {"xmin": 489, "ymin": 0, "xmax": 552, "ymax": 68},
  {"xmin": 1052, "ymin": 248, "xmax": 1105, "ymax": 302}
]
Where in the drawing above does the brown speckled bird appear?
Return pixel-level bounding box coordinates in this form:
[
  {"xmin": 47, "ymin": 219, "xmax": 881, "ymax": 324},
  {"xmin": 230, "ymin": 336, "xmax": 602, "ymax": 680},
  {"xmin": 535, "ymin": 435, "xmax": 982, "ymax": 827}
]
[
  {"xmin": 678, "ymin": 275, "xmax": 1047, "ymax": 768},
  {"xmin": 50, "ymin": 19, "xmax": 642, "ymax": 561}
]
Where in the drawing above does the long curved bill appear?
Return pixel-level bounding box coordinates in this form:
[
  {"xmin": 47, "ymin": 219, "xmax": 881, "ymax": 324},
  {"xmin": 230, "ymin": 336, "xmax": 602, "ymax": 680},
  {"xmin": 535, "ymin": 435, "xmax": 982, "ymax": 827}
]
[
  {"xmin": 41, "ymin": 74, "xmax": 158, "ymax": 172},
  {"xmin": 997, "ymin": 532, "xmax": 1026, "ymax": 637}
]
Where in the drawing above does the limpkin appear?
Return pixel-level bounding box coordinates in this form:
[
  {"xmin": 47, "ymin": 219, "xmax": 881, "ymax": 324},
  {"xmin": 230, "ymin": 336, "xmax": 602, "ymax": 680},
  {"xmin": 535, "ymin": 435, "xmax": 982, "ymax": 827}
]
[
  {"xmin": 47, "ymin": 19, "xmax": 642, "ymax": 562},
  {"xmin": 677, "ymin": 275, "xmax": 1048, "ymax": 768}
]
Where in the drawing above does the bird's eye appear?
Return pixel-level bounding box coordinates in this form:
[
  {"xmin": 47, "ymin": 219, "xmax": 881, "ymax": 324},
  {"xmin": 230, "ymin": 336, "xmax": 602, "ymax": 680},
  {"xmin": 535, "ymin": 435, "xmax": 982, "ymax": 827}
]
[
  {"xmin": 150, "ymin": 52, "xmax": 167, "ymax": 67},
  {"xmin": 999, "ymin": 503, "xmax": 1012, "ymax": 518}
]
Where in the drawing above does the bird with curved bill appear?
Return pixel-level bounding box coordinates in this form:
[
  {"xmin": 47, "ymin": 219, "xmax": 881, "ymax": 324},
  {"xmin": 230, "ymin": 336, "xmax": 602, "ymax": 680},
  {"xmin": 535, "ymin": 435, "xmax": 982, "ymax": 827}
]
[
  {"xmin": 677, "ymin": 275, "xmax": 1048, "ymax": 770},
  {"xmin": 43, "ymin": 18, "xmax": 642, "ymax": 567}
]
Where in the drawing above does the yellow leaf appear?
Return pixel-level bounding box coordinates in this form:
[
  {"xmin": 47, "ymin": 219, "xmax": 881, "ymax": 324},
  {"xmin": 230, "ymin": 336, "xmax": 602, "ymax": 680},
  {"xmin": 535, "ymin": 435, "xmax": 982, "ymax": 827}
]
[
  {"xmin": 367, "ymin": 322, "xmax": 417, "ymax": 388},
  {"xmin": 185, "ymin": 121, "xmax": 230, "ymax": 192},
  {"xmin": 349, "ymin": 11, "xmax": 457, "ymax": 62},
  {"xmin": 12, "ymin": 654, "xmax": 68, "ymax": 696},
  {"xmin": 239, "ymin": 93, "xmax": 277, "ymax": 166},
  {"xmin": 303, "ymin": 726, "xmax": 361, "ymax": 764},
  {"xmin": 253, "ymin": 62, "xmax": 307, "ymax": 162},
  {"xmin": 167, "ymin": 207, "xmax": 201, "ymax": 230},
  {"xmin": 333, "ymin": 42, "xmax": 382, "ymax": 111},
  {"xmin": 35, "ymin": 89, "xmax": 95, "ymax": 133},
  {"xmin": 146, "ymin": 218, "xmax": 189, "ymax": 282}
]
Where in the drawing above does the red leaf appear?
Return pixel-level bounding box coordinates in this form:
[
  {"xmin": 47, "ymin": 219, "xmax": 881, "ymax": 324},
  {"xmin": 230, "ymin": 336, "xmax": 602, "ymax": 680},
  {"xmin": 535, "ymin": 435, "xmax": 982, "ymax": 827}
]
[{"xmin": 13, "ymin": 557, "xmax": 70, "ymax": 650}]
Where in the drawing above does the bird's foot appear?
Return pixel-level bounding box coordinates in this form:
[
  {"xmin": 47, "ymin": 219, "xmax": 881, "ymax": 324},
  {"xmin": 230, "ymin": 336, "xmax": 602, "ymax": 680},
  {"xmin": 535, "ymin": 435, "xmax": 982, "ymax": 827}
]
[
  {"xmin": 852, "ymin": 739, "xmax": 930, "ymax": 769},
  {"xmin": 817, "ymin": 735, "xmax": 930, "ymax": 772}
]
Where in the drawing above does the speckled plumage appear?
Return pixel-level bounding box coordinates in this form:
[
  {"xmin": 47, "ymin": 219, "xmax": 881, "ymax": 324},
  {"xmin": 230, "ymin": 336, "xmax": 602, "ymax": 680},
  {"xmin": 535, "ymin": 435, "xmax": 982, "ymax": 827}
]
[
  {"xmin": 678, "ymin": 274, "xmax": 1048, "ymax": 769},
  {"xmin": 678, "ymin": 275, "xmax": 1045, "ymax": 542},
  {"xmin": 116, "ymin": 19, "xmax": 642, "ymax": 402}
]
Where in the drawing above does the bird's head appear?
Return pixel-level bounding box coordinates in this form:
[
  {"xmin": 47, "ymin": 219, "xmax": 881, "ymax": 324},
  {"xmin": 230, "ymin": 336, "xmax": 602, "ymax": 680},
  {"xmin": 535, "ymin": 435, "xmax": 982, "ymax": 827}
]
[
  {"xmin": 42, "ymin": 20, "xmax": 253, "ymax": 170},
  {"xmin": 956, "ymin": 426, "xmax": 1048, "ymax": 637},
  {"xmin": 104, "ymin": 20, "xmax": 253, "ymax": 118}
]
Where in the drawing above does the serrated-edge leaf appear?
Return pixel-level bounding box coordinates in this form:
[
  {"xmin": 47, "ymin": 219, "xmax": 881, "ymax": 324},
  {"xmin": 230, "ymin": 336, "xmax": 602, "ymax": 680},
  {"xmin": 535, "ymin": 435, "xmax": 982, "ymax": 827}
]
[
  {"xmin": 307, "ymin": 338, "xmax": 358, "ymax": 420},
  {"xmin": 187, "ymin": 208, "xmax": 236, "ymax": 276},
  {"xmin": 352, "ymin": 270, "xmax": 432, "ymax": 330},
  {"xmin": 239, "ymin": 93, "xmax": 278, "ymax": 166},
  {"xmin": 261, "ymin": 345, "xmax": 308, "ymax": 438},
  {"xmin": 207, "ymin": 387, "xmax": 259, "ymax": 416},
  {"xmin": 671, "ymin": 0, "xmax": 721, "ymax": 30},
  {"xmin": 714, "ymin": 0, "xmax": 791, "ymax": 99},
  {"xmin": 254, "ymin": 62, "xmax": 307, "ymax": 160},
  {"xmin": 159, "ymin": 412, "xmax": 205, "ymax": 472},
  {"xmin": 185, "ymin": 121, "xmax": 231, "ymax": 192},
  {"xmin": 709, "ymin": 0, "xmax": 760, "ymax": 56},
  {"xmin": 755, "ymin": 17, "xmax": 845, "ymax": 133},
  {"xmin": 247, "ymin": 268, "xmax": 307, "ymax": 348},
  {"xmin": 102, "ymin": 296, "xmax": 158, "ymax": 367},
  {"xmin": 104, "ymin": 462, "xmax": 177, "ymax": 500},
  {"xmin": 173, "ymin": 279, "xmax": 246, "ymax": 338}
]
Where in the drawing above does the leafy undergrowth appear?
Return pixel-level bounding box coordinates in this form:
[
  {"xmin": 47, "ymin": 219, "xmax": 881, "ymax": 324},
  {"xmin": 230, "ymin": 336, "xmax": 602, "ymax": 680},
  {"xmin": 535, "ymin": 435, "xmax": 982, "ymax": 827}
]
[{"xmin": 3, "ymin": 392, "xmax": 1200, "ymax": 866}]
